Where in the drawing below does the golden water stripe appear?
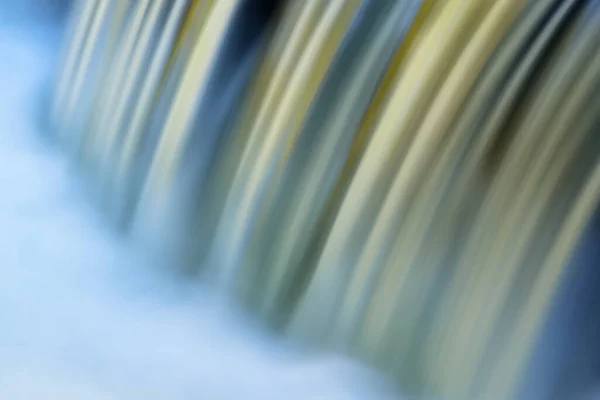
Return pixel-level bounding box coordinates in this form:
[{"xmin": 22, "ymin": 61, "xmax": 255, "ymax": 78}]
[
  {"xmin": 188, "ymin": 0, "xmax": 317, "ymax": 270},
  {"xmin": 254, "ymin": 0, "xmax": 423, "ymax": 324},
  {"xmin": 132, "ymin": 0, "xmax": 243, "ymax": 238},
  {"xmin": 289, "ymin": 0, "xmax": 489, "ymax": 345},
  {"xmin": 208, "ymin": 0, "xmax": 359, "ymax": 290}
]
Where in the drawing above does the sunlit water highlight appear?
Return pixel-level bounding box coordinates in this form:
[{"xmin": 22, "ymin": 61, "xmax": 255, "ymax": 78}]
[{"xmin": 0, "ymin": 18, "xmax": 400, "ymax": 400}]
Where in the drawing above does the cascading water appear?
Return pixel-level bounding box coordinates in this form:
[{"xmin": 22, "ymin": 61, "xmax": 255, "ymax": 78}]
[
  {"xmin": 0, "ymin": 3, "xmax": 403, "ymax": 400},
  {"xmin": 5, "ymin": 0, "xmax": 600, "ymax": 399}
]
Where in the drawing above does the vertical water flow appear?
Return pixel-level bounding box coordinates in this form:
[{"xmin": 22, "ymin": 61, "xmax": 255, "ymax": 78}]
[
  {"xmin": 45, "ymin": 0, "xmax": 600, "ymax": 399},
  {"xmin": 0, "ymin": 2, "xmax": 404, "ymax": 400}
]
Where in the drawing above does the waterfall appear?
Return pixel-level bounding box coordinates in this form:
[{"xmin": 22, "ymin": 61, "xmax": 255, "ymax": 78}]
[{"xmin": 44, "ymin": 0, "xmax": 600, "ymax": 398}]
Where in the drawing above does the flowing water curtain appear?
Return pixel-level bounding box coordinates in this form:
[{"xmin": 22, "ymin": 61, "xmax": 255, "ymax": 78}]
[
  {"xmin": 185, "ymin": 0, "xmax": 317, "ymax": 274},
  {"xmin": 288, "ymin": 0, "xmax": 492, "ymax": 344},
  {"xmin": 51, "ymin": 0, "xmax": 131, "ymax": 151},
  {"xmin": 110, "ymin": 0, "xmax": 219, "ymax": 227},
  {"xmin": 193, "ymin": 0, "xmax": 344, "ymax": 295},
  {"xmin": 290, "ymin": 0, "xmax": 524, "ymax": 395},
  {"xmin": 127, "ymin": 0, "xmax": 288, "ymax": 264},
  {"xmin": 131, "ymin": 0, "xmax": 249, "ymax": 243},
  {"xmin": 49, "ymin": 1, "xmax": 600, "ymax": 399},
  {"xmin": 244, "ymin": 0, "xmax": 427, "ymax": 327},
  {"xmin": 480, "ymin": 5, "xmax": 600, "ymax": 399},
  {"xmin": 205, "ymin": 0, "xmax": 367, "ymax": 298},
  {"xmin": 107, "ymin": 0, "xmax": 193, "ymax": 224},
  {"xmin": 427, "ymin": 3, "xmax": 598, "ymax": 398},
  {"xmin": 206, "ymin": 0, "xmax": 425, "ymax": 321},
  {"xmin": 50, "ymin": 0, "xmax": 193, "ymax": 202},
  {"xmin": 391, "ymin": 1, "xmax": 587, "ymax": 396},
  {"xmin": 264, "ymin": 0, "xmax": 599, "ymax": 398}
]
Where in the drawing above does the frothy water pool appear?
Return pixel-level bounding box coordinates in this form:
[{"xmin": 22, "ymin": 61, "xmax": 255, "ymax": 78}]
[{"xmin": 0, "ymin": 21, "xmax": 400, "ymax": 400}]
